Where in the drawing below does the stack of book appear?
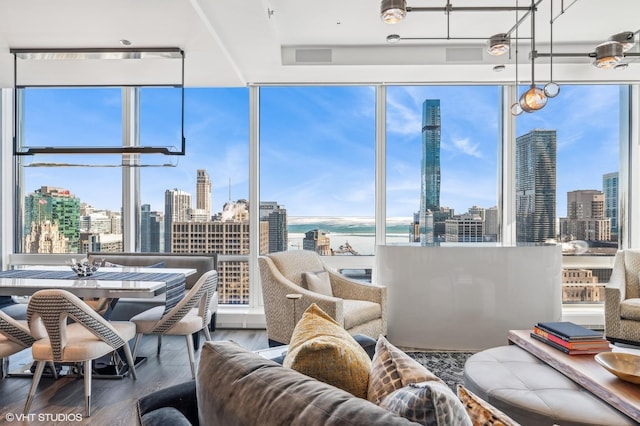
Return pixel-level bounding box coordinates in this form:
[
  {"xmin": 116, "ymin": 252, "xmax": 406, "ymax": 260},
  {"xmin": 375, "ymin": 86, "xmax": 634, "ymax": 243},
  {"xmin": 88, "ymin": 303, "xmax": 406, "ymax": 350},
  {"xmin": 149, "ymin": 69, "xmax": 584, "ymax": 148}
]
[{"xmin": 531, "ymin": 321, "xmax": 610, "ymax": 355}]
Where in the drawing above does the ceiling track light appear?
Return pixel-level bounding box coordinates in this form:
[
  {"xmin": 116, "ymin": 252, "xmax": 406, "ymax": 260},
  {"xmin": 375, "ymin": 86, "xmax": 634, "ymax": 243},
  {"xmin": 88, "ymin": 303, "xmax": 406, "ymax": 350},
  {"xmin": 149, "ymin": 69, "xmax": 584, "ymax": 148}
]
[
  {"xmin": 534, "ymin": 31, "xmax": 638, "ymax": 71},
  {"xmin": 487, "ymin": 33, "xmax": 510, "ymax": 56},
  {"xmin": 381, "ymin": 0, "xmax": 407, "ymax": 24},
  {"xmin": 593, "ymin": 41, "xmax": 624, "ymax": 69},
  {"xmin": 609, "ymin": 31, "xmax": 635, "ymax": 52}
]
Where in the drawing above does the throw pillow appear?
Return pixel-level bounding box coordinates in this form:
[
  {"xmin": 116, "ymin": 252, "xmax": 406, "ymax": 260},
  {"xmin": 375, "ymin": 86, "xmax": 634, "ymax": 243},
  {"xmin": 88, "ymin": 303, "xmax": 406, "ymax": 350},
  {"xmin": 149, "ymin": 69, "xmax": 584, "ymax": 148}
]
[
  {"xmin": 457, "ymin": 385, "xmax": 519, "ymax": 426},
  {"xmin": 368, "ymin": 335, "xmax": 444, "ymax": 404},
  {"xmin": 379, "ymin": 381, "xmax": 472, "ymax": 426},
  {"xmin": 283, "ymin": 303, "xmax": 371, "ymax": 398},
  {"xmin": 302, "ymin": 270, "xmax": 333, "ymax": 296}
]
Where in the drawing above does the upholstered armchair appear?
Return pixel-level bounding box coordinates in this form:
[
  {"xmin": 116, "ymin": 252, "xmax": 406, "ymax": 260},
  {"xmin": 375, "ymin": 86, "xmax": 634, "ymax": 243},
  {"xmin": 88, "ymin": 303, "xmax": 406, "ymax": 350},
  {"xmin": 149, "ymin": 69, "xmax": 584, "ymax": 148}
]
[
  {"xmin": 258, "ymin": 250, "xmax": 386, "ymax": 346},
  {"xmin": 605, "ymin": 250, "xmax": 640, "ymax": 344}
]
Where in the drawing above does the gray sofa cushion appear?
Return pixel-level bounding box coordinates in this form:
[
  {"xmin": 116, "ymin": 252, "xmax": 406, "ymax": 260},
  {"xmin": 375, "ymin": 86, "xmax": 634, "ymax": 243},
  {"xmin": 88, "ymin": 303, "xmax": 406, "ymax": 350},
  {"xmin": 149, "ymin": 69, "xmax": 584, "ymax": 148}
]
[{"xmin": 197, "ymin": 341, "xmax": 418, "ymax": 426}]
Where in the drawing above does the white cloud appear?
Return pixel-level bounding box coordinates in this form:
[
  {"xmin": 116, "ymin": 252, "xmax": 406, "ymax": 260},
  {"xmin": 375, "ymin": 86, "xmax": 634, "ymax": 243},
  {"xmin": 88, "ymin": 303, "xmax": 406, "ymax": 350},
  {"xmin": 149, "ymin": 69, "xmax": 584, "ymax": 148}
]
[{"xmin": 445, "ymin": 137, "xmax": 483, "ymax": 158}]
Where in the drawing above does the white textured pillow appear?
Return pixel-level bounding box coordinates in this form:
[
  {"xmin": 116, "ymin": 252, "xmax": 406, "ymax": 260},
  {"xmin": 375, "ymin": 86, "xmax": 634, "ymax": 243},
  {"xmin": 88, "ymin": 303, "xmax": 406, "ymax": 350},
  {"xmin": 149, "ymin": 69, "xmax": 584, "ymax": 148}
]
[{"xmin": 302, "ymin": 270, "xmax": 333, "ymax": 296}]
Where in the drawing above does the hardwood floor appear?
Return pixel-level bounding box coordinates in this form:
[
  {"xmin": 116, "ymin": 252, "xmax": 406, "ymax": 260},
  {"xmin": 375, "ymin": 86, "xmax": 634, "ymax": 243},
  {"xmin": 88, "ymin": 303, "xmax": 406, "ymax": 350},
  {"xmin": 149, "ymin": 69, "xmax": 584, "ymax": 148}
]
[{"xmin": 0, "ymin": 328, "xmax": 268, "ymax": 425}]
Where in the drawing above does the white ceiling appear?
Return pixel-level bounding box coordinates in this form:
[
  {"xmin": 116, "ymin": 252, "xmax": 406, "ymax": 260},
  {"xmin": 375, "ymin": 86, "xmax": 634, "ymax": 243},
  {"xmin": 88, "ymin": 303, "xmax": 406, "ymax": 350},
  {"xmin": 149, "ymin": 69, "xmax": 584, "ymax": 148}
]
[{"xmin": 0, "ymin": 0, "xmax": 638, "ymax": 87}]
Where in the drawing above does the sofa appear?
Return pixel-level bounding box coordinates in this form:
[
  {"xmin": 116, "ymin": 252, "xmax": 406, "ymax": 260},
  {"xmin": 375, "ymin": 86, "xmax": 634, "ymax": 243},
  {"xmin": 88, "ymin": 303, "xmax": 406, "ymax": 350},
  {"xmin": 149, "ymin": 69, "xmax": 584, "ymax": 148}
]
[
  {"xmin": 87, "ymin": 252, "xmax": 218, "ymax": 330},
  {"xmin": 137, "ymin": 337, "xmax": 417, "ymax": 426}
]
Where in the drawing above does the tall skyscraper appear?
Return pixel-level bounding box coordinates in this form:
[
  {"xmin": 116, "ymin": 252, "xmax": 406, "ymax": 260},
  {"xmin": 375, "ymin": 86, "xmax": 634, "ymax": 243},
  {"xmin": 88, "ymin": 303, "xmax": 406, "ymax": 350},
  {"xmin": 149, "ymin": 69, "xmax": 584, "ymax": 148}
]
[
  {"xmin": 196, "ymin": 169, "xmax": 212, "ymax": 220},
  {"xmin": 516, "ymin": 129, "xmax": 557, "ymax": 243},
  {"xmin": 484, "ymin": 206, "xmax": 499, "ymax": 241},
  {"xmin": 560, "ymin": 190, "xmax": 610, "ymax": 241},
  {"xmin": 603, "ymin": 172, "xmax": 618, "ymax": 241},
  {"xmin": 172, "ymin": 200, "xmax": 268, "ymax": 304},
  {"xmin": 260, "ymin": 201, "xmax": 288, "ymax": 253},
  {"xmin": 419, "ymin": 99, "xmax": 441, "ymax": 245},
  {"xmin": 141, "ymin": 204, "xmax": 152, "ymax": 252},
  {"xmin": 164, "ymin": 189, "xmax": 192, "ymax": 252},
  {"xmin": 149, "ymin": 211, "xmax": 164, "ymax": 252},
  {"xmin": 24, "ymin": 186, "xmax": 81, "ymax": 253}
]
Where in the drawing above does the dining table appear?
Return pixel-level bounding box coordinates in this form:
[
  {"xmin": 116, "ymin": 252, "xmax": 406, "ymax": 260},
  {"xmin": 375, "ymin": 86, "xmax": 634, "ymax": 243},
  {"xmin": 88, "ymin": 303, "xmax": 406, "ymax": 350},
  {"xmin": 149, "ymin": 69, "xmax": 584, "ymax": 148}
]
[{"xmin": 0, "ymin": 264, "xmax": 197, "ymax": 378}]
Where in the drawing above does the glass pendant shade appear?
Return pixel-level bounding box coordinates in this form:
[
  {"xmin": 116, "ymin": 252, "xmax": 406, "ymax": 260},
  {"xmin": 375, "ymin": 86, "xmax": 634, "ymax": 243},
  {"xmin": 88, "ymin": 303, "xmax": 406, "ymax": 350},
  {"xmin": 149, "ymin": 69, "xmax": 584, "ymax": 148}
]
[
  {"xmin": 380, "ymin": 0, "xmax": 407, "ymax": 24},
  {"xmin": 593, "ymin": 41, "xmax": 623, "ymax": 69},
  {"xmin": 543, "ymin": 82, "xmax": 560, "ymax": 98},
  {"xmin": 519, "ymin": 86, "xmax": 547, "ymax": 112},
  {"xmin": 510, "ymin": 102, "xmax": 523, "ymax": 116}
]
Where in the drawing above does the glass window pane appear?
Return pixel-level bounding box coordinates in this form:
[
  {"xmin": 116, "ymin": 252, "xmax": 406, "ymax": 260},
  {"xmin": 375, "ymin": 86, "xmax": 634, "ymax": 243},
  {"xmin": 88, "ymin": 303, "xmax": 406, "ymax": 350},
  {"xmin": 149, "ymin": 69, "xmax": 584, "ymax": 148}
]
[
  {"xmin": 19, "ymin": 88, "xmax": 123, "ymax": 254},
  {"xmin": 140, "ymin": 87, "xmax": 250, "ymax": 305},
  {"xmin": 515, "ymin": 85, "xmax": 621, "ymax": 304},
  {"xmin": 386, "ymin": 86, "xmax": 500, "ymax": 245},
  {"xmin": 22, "ymin": 87, "xmax": 122, "ymax": 149},
  {"xmin": 259, "ymin": 86, "xmax": 376, "ymax": 259}
]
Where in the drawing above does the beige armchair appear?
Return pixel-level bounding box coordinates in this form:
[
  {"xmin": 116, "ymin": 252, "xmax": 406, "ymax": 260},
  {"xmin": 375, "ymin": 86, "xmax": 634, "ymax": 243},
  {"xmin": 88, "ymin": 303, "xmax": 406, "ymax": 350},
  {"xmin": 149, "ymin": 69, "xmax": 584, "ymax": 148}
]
[
  {"xmin": 605, "ymin": 249, "xmax": 640, "ymax": 344},
  {"xmin": 258, "ymin": 250, "xmax": 387, "ymax": 346}
]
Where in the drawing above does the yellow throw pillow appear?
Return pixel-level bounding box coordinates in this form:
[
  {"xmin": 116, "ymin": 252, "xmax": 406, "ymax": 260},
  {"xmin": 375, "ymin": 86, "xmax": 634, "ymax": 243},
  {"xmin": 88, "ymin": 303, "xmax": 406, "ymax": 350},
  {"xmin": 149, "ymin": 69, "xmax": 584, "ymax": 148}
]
[
  {"xmin": 368, "ymin": 335, "xmax": 444, "ymax": 404},
  {"xmin": 283, "ymin": 303, "xmax": 372, "ymax": 398}
]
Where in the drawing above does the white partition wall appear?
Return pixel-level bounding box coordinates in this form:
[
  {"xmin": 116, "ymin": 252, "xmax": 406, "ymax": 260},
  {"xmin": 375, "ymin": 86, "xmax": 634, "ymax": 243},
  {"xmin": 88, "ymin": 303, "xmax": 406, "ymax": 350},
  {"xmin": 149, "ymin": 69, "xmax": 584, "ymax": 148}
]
[{"xmin": 377, "ymin": 244, "xmax": 562, "ymax": 350}]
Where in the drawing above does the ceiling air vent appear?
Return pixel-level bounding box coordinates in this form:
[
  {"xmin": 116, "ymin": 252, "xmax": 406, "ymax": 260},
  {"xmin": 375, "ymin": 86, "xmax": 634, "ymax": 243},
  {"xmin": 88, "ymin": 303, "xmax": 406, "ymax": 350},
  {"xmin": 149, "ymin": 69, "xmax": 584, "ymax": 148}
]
[
  {"xmin": 445, "ymin": 47, "xmax": 483, "ymax": 62},
  {"xmin": 295, "ymin": 48, "xmax": 332, "ymax": 64}
]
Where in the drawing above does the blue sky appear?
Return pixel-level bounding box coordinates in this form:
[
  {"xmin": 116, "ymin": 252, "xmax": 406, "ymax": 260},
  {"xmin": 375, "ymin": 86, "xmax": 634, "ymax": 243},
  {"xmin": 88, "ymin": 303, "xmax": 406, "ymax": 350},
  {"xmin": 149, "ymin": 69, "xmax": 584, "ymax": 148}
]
[{"xmin": 23, "ymin": 84, "xmax": 620, "ymax": 220}]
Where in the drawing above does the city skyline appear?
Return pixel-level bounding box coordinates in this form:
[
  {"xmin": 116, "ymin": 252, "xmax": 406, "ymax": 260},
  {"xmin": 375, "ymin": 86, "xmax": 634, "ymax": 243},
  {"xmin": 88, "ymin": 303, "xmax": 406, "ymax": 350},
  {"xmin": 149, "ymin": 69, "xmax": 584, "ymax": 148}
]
[{"xmin": 22, "ymin": 85, "xmax": 621, "ymax": 222}]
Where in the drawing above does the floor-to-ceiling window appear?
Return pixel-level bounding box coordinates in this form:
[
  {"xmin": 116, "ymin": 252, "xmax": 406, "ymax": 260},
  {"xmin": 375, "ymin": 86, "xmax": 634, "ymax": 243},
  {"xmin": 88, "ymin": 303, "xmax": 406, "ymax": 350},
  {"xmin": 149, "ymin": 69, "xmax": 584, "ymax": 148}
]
[
  {"xmin": 385, "ymin": 86, "xmax": 501, "ymax": 246},
  {"xmin": 140, "ymin": 87, "xmax": 250, "ymax": 305},
  {"xmin": 17, "ymin": 87, "xmax": 124, "ymax": 254},
  {"xmin": 515, "ymin": 84, "xmax": 621, "ymax": 305},
  {"xmin": 259, "ymin": 87, "xmax": 376, "ymax": 279},
  {"xmin": 9, "ymin": 82, "xmax": 629, "ymax": 317}
]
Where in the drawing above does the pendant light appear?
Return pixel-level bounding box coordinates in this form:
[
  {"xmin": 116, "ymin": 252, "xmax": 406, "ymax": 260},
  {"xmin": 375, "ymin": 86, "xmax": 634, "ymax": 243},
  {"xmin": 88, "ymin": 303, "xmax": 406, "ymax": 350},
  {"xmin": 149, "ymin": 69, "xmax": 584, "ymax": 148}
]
[
  {"xmin": 543, "ymin": 0, "xmax": 560, "ymax": 98},
  {"xmin": 510, "ymin": 0, "xmax": 523, "ymax": 116},
  {"xmin": 518, "ymin": 0, "xmax": 547, "ymax": 112}
]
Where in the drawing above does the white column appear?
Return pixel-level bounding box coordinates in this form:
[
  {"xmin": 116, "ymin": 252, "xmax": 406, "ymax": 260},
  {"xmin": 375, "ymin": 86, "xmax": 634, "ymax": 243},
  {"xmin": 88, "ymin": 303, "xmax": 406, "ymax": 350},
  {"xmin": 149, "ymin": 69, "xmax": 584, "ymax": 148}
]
[
  {"xmin": 500, "ymin": 85, "xmax": 517, "ymax": 245},
  {"xmin": 620, "ymin": 85, "xmax": 640, "ymax": 250},
  {"xmin": 249, "ymin": 85, "xmax": 262, "ymax": 307},
  {"xmin": 121, "ymin": 87, "xmax": 140, "ymax": 252},
  {"xmin": 0, "ymin": 89, "xmax": 15, "ymax": 267},
  {"xmin": 375, "ymin": 86, "xmax": 387, "ymax": 254}
]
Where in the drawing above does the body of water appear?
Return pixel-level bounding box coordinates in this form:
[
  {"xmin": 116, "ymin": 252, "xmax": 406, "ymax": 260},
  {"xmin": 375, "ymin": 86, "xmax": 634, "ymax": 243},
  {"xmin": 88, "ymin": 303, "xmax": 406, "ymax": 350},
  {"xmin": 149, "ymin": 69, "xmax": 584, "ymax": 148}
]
[{"xmin": 287, "ymin": 216, "xmax": 412, "ymax": 256}]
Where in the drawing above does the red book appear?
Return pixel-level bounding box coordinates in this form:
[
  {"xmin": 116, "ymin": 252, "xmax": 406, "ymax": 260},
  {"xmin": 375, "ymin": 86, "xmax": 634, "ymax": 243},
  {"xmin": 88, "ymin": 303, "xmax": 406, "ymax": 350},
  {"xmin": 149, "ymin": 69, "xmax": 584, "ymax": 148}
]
[
  {"xmin": 532, "ymin": 326, "xmax": 610, "ymax": 350},
  {"xmin": 536, "ymin": 321, "xmax": 604, "ymax": 341},
  {"xmin": 530, "ymin": 332, "xmax": 609, "ymax": 355}
]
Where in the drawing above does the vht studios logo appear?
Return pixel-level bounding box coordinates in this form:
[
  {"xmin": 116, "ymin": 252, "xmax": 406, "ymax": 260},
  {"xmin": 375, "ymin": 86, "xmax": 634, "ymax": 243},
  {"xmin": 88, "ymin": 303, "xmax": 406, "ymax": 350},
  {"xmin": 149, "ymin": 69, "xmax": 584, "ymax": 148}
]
[{"xmin": 5, "ymin": 412, "xmax": 83, "ymax": 422}]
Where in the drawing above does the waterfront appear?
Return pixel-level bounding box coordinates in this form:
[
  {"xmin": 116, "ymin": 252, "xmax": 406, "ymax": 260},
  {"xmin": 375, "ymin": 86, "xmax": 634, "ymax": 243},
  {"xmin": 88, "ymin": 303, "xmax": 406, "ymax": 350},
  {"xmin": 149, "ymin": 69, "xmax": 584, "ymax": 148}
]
[{"xmin": 287, "ymin": 216, "xmax": 412, "ymax": 256}]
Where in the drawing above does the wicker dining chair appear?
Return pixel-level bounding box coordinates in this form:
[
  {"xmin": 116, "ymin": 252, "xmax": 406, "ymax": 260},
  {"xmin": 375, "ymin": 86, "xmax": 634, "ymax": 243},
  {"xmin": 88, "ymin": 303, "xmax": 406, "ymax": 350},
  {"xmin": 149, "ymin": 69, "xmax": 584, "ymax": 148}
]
[
  {"xmin": 24, "ymin": 289, "xmax": 137, "ymax": 417},
  {"xmin": 131, "ymin": 270, "xmax": 218, "ymax": 379},
  {"xmin": 0, "ymin": 310, "xmax": 58, "ymax": 380}
]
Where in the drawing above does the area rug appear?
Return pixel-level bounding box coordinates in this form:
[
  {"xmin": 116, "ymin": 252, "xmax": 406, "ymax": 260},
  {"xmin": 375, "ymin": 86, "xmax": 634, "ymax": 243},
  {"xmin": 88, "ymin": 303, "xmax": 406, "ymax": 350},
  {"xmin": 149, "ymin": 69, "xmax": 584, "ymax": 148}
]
[{"xmin": 406, "ymin": 351, "xmax": 475, "ymax": 392}]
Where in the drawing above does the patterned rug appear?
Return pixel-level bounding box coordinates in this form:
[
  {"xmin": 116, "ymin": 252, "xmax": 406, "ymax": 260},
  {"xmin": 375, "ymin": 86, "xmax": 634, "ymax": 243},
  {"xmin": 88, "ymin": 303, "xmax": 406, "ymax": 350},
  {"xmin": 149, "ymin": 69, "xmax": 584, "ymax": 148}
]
[{"xmin": 406, "ymin": 351, "xmax": 475, "ymax": 392}]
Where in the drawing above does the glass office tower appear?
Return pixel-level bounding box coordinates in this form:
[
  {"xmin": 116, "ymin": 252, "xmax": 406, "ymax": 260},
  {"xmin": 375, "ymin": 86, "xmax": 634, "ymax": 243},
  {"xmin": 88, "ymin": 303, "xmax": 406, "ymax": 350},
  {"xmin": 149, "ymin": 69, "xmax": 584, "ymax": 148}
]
[
  {"xmin": 603, "ymin": 172, "xmax": 618, "ymax": 241},
  {"xmin": 419, "ymin": 99, "xmax": 441, "ymax": 245},
  {"xmin": 516, "ymin": 129, "xmax": 557, "ymax": 243}
]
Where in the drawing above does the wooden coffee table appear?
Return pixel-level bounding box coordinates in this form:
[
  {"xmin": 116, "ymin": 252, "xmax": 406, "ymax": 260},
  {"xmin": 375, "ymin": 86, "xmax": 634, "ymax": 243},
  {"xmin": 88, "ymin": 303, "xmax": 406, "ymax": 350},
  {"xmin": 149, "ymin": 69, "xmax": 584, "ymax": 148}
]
[{"xmin": 508, "ymin": 329, "xmax": 640, "ymax": 420}]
